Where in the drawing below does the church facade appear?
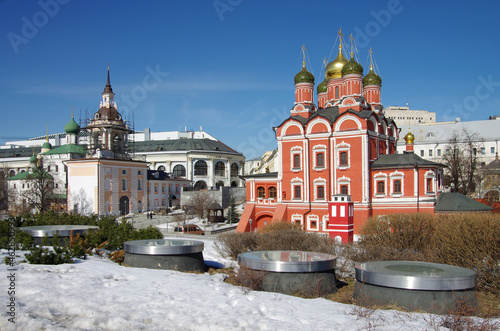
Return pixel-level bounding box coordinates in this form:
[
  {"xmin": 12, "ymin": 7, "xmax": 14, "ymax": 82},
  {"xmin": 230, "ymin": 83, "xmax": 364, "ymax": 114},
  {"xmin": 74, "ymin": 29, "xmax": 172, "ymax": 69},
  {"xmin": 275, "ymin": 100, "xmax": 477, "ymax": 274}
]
[
  {"xmin": 237, "ymin": 36, "xmax": 444, "ymax": 241},
  {"xmin": 65, "ymin": 70, "xmax": 148, "ymax": 216}
]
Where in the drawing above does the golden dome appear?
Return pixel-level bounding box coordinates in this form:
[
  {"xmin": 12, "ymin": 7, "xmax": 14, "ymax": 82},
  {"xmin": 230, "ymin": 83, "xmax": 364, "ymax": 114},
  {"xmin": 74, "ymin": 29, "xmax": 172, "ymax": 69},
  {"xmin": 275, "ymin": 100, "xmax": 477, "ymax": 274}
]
[
  {"xmin": 404, "ymin": 130, "xmax": 415, "ymax": 144},
  {"xmin": 325, "ymin": 51, "xmax": 348, "ymax": 80}
]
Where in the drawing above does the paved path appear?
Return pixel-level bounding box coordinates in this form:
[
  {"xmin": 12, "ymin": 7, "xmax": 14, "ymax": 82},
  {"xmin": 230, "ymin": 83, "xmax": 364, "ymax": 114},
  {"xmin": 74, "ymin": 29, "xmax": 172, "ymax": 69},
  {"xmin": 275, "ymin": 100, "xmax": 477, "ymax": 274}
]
[{"xmin": 125, "ymin": 212, "xmax": 236, "ymax": 238}]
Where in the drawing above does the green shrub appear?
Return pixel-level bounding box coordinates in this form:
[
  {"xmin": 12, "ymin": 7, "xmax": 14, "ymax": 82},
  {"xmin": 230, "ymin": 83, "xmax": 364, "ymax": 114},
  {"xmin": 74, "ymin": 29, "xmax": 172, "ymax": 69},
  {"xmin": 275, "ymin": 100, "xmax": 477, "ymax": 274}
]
[
  {"xmin": 86, "ymin": 217, "xmax": 163, "ymax": 250},
  {"xmin": 1, "ymin": 213, "xmax": 163, "ymax": 259},
  {"xmin": 129, "ymin": 225, "xmax": 164, "ymax": 241},
  {"xmin": 25, "ymin": 245, "xmax": 73, "ymax": 265},
  {"xmin": 19, "ymin": 211, "xmax": 98, "ymax": 227}
]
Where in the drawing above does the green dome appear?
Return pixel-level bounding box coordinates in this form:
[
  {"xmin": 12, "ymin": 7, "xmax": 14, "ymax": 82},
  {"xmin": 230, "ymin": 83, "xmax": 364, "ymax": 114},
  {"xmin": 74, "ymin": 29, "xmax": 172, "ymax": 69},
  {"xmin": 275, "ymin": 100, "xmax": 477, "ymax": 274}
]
[
  {"xmin": 42, "ymin": 141, "xmax": 52, "ymax": 149},
  {"xmin": 64, "ymin": 117, "xmax": 80, "ymax": 134},
  {"xmin": 363, "ymin": 67, "xmax": 382, "ymax": 86},
  {"xmin": 294, "ymin": 65, "xmax": 315, "ymax": 84},
  {"xmin": 29, "ymin": 154, "xmax": 37, "ymax": 164},
  {"xmin": 317, "ymin": 78, "xmax": 328, "ymax": 93},
  {"xmin": 342, "ymin": 56, "xmax": 363, "ymax": 76}
]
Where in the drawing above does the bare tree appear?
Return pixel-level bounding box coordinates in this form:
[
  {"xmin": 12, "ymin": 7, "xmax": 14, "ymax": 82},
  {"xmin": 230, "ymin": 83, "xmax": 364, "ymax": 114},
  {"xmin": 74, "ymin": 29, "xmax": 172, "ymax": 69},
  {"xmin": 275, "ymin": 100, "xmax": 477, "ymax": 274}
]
[
  {"xmin": 9, "ymin": 159, "xmax": 58, "ymax": 214},
  {"xmin": 441, "ymin": 128, "xmax": 483, "ymax": 195},
  {"xmin": 0, "ymin": 168, "xmax": 8, "ymax": 211},
  {"xmin": 187, "ymin": 190, "xmax": 216, "ymax": 223}
]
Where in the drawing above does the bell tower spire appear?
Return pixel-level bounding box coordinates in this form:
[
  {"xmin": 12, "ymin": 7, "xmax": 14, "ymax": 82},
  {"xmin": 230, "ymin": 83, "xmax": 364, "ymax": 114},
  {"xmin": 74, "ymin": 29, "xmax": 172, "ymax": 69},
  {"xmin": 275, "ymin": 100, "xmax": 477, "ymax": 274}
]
[
  {"xmin": 338, "ymin": 27, "xmax": 343, "ymax": 56},
  {"xmin": 101, "ymin": 65, "xmax": 115, "ymax": 108}
]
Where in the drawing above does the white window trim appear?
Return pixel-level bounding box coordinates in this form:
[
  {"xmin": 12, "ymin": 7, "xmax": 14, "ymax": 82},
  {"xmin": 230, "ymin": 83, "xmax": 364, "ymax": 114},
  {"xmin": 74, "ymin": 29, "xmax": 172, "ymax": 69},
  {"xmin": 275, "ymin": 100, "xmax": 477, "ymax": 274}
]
[
  {"xmin": 337, "ymin": 176, "xmax": 351, "ymax": 195},
  {"xmin": 291, "ymin": 214, "xmax": 303, "ymax": 228},
  {"xmin": 290, "ymin": 146, "xmax": 303, "ymax": 172},
  {"xmin": 373, "ymin": 173, "xmax": 388, "ymax": 197},
  {"xmin": 389, "ymin": 171, "xmax": 404, "ymax": 197},
  {"xmin": 336, "ymin": 141, "xmax": 351, "ymax": 169},
  {"xmin": 313, "ymin": 177, "xmax": 327, "ymax": 201},
  {"xmin": 292, "ymin": 183, "xmax": 303, "ymax": 201},
  {"xmin": 312, "ymin": 145, "xmax": 327, "ymax": 170},
  {"xmin": 425, "ymin": 170, "xmax": 436, "ymax": 194},
  {"xmin": 307, "ymin": 214, "xmax": 319, "ymax": 232}
]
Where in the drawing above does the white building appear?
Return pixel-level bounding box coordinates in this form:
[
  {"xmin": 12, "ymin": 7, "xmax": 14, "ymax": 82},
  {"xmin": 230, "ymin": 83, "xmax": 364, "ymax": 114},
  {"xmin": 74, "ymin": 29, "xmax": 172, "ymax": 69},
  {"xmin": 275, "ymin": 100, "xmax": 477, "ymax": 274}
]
[
  {"xmin": 0, "ymin": 69, "xmax": 245, "ymax": 214},
  {"xmin": 384, "ymin": 106, "xmax": 436, "ymax": 126},
  {"xmin": 397, "ymin": 117, "xmax": 500, "ymax": 165},
  {"xmin": 244, "ymin": 148, "xmax": 279, "ymax": 175},
  {"xmin": 147, "ymin": 170, "xmax": 190, "ymax": 209}
]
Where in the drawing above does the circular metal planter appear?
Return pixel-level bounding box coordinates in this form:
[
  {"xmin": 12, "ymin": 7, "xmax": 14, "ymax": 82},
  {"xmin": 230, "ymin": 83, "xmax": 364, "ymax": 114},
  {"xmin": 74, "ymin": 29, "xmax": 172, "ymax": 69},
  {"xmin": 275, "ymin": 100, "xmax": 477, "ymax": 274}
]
[
  {"xmin": 238, "ymin": 250, "xmax": 338, "ymax": 296},
  {"xmin": 19, "ymin": 225, "xmax": 99, "ymax": 245},
  {"xmin": 354, "ymin": 261, "xmax": 478, "ymax": 314},
  {"xmin": 123, "ymin": 239, "xmax": 206, "ymax": 272}
]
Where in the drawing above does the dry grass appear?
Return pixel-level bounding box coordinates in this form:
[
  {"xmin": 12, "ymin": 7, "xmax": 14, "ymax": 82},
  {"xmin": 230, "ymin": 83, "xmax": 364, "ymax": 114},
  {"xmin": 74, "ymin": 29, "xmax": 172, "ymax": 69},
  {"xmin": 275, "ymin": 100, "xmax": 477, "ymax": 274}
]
[
  {"xmin": 214, "ymin": 221, "xmax": 335, "ymax": 260},
  {"xmin": 214, "ymin": 214, "xmax": 500, "ymax": 318},
  {"xmin": 356, "ymin": 213, "xmax": 500, "ymax": 295}
]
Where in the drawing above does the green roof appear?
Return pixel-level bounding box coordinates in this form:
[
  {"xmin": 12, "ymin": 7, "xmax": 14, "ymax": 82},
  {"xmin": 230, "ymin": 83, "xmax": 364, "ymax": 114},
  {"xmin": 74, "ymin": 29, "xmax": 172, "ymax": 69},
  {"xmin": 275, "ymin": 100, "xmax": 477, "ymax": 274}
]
[
  {"xmin": 40, "ymin": 144, "xmax": 87, "ymax": 155},
  {"xmin": 363, "ymin": 68, "xmax": 382, "ymax": 86},
  {"xmin": 64, "ymin": 117, "xmax": 80, "ymax": 134},
  {"xmin": 342, "ymin": 56, "xmax": 363, "ymax": 76},
  {"xmin": 294, "ymin": 65, "xmax": 315, "ymax": 84},
  {"xmin": 7, "ymin": 169, "xmax": 52, "ymax": 180},
  {"xmin": 371, "ymin": 152, "xmax": 444, "ymax": 169},
  {"xmin": 435, "ymin": 192, "xmax": 493, "ymax": 212},
  {"xmin": 317, "ymin": 78, "xmax": 328, "ymax": 93}
]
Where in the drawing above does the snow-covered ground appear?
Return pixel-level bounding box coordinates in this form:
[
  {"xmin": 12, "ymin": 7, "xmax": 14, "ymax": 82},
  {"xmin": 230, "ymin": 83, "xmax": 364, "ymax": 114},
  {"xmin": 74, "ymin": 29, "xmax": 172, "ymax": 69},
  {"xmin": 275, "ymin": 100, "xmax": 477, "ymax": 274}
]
[{"xmin": 1, "ymin": 238, "xmax": 498, "ymax": 330}]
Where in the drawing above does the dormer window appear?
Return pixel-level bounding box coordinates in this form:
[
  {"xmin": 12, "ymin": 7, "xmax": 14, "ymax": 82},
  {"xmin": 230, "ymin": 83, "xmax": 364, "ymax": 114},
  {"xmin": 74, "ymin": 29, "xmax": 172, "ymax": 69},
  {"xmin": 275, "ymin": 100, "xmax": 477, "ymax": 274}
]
[{"xmin": 94, "ymin": 114, "xmax": 100, "ymax": 120}]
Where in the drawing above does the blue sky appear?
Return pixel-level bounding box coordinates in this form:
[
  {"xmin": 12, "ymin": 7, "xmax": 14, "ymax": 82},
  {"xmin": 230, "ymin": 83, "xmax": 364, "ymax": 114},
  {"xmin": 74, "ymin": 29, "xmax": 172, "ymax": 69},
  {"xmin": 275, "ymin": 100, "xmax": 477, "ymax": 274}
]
[{"xmin": 1, "ymin": 0, "xmax": 500, "ymax": 159}]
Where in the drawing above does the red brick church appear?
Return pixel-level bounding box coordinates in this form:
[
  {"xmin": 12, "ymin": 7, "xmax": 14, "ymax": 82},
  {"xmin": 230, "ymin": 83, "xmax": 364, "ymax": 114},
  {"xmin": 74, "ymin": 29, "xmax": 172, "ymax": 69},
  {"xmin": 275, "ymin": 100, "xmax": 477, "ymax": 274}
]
[{"xmin": 237, "ymin": 32, "xmax": 444, "ymax": 241}]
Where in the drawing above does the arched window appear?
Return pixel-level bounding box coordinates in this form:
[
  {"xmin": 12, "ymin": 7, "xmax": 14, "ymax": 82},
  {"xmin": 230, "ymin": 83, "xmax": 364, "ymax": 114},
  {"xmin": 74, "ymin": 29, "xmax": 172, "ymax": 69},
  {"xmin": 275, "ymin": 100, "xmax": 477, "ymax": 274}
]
[
  {"xmin": 230, "ymin": 163, "xmax": 239, "ymax": 177},
  {"xmin": 216, "ymin": 181, "xmax": 224, "ymax": 189},
  {"xmin": 293, "ymin": 154, "xmax": 300, "ymax": 168},
  {"xmin": 294, "ymin": 186, "xmax": 301, "ymax": 199},
  {"xmin": 214, "ymin": 161, "xmax": 225, "ymax": 176},
  {"xmin": 335, "ymin": 86, "xmax": 339, "ymax": 99},
  {"xmin": 269, "ymin": 187, "xmax": 277, "ymax": 198},
  {"xmin": 426, "ymin": 178, "xmax": 433, "ymax": 192},
  {"xmin": 393, "ymin": 180, "xmax": 401, "ymax": 193},
  {"xmin": 316, "ymin": 153, "xmax": 324, "ymax": 167},
  {"xmin": 257, "ymin": 187, "xmax": 265, "ymax": 198},
  {"xmin": 8, "ymin": 170, "xmax": 15, "ymax": 177},
  {"xmin": 194, "ymin": 180, "xmax": 207, "ymax": 190},
  {"xmin": 194, "ymin": 160, "xmax": 207, "ymax": 176},
  {"xmin": 340, "ymin": 185, "xmax": 348, "ymax": 195},
  {"xmin": 377, "ymin": 181, "xmax": 385, "ymax": 194},
  {"xmin": 113, "ymin": 134, "xmax": 123, "ymax": 153},
  {"xmin": 173, "ymin": 165, "xmax": 186, "ymax": 177},
  {"xmin": 317, "ymin": 186, "xmax": 325, "ymax": 199},
  {"xmin": 157, "ymin": 165, "xmax": 166, "ymax": 171},
  {"xmin": 340, "ymin": 152, "xmax": 348, "ymax": 166}
]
